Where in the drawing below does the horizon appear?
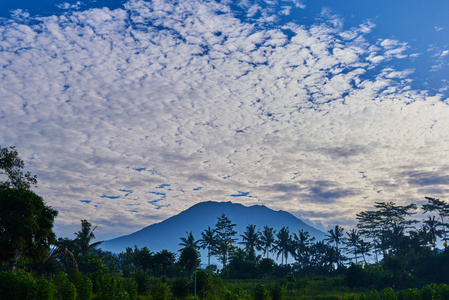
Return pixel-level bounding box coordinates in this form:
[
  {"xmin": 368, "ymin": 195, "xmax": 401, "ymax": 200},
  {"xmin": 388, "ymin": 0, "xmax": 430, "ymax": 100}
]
[{"xmin": 1, "ymin": 0, "xmax": 448, "ymax": 241}]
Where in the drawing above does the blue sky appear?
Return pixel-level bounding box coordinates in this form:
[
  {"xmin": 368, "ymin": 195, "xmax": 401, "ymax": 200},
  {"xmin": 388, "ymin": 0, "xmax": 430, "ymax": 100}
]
[{"xmin": 1, "ymin": 0, "xmax": 448, "ymax": 240}]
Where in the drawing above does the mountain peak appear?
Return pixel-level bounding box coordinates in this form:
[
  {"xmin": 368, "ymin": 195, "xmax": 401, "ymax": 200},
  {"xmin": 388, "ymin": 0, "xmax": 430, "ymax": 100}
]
[{"xmin": 101, "ymin": 201, "xmax": 325, "ymax": 255}]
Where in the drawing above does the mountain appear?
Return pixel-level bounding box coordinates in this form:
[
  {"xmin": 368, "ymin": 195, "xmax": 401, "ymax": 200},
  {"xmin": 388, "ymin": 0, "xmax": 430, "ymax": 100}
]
[{"xmin": 100, "ymin": 201, "xmax": 326, "ymax": 261}]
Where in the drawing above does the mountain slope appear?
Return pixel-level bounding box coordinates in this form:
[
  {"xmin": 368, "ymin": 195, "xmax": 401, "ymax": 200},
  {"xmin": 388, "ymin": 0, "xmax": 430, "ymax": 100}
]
[{"xmin": 100, "ymin": 201, "xmax": 325, "ymax": 257}]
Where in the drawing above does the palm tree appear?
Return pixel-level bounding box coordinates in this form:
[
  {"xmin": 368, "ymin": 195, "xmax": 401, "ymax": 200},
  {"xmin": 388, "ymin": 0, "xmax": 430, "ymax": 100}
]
[
  {"xmin": 325, "ymin": 225, "xmax": 344, "ymax": 267},
  {"xmin": 198, "ymin": 226, "xmax": 217, "ymax": 273},
  {"xmin": 423, "ymin": 216, "xmax": 443, "ymax": 250},
  {"xmin": 259, "ymin": 226, "xmax": 276, "ymax": 259},
  {"xmin": 291, "ymin": 229, "xmax": 315, "ymax": 267},
  {"xmin": 240, "ymin": 224, "xmax": 261, "ymax": 260},
  {"xmin": 179, "ymin": 231, "xmax": 199, "ymax": 251},
  {"xmin": 274, "ymin": 227, "xmax": 292, "ymax": 265},
  {"xmin": 75, "ymin": 219, "xmax": 102, "ymax": 256},
  {"xmin": 344, "ymin": 228, "xmax": 361, "ymax": 264}
]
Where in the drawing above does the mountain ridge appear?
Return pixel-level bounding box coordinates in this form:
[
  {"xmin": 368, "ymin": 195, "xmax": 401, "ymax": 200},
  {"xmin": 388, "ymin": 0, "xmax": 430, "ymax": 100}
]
[{"xmin": 100, "ymin": 201, "xmax": 326, "ymax": 258}]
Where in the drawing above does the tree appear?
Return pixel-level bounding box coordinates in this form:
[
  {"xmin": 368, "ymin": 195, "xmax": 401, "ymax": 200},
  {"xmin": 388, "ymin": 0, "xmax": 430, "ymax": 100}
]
[
  {"xmin": 213, "ymin": 214, "xmax": 237, "ymax": 268},
  {"xmin": 0, "ymin": 146, "xmax": 58, "ymax": 269},
  {"xmin": 274, "ymin": 227, "xmax": 292, "ymax": 265},
  {"xmin": 356, "ymin": 201, "xmax": 417, "ymax": 258},
  {"xmin": 0, "ymin": 146, "xmax": 37, "ymax": 190},
  {"xmin": 179, "ymin": 231, "xmax": 199, "ymax": 251},
  {"xmin": 423, "ymin": 216, "xmax": 443, "ymax": 250},
  {"xmin": 259, "ymin": 226, "xmax": 276, "ymax": 259},
  {"xmin": 422, "ymin": 197, "xmax": 449, "ymax": 242},
  {"xmin": 344, "ymin": 228, "xmax": 361, "ymax": 264},
  {"xmin": 74, "ymin": 219, "xmax": 102, "ymax": 256},
  {"xmin": 291, "ymin": 229, "xmax": 315, "ymax": 268},
  {"xmin": 325, "ymin": 225, "xmax": 345, "ymax": 267},
  {"xmin": 198, "ymin": 226, "xmax": 216, "ymax": 274},
  {"xmin": 240, "ymin": 224, "xmax": 261, "ymax": 261},
  {"xmin": 154, "ymin": 249, "xmax": 176, "ymax": 278},
  {"xmin": 178, "ymin": 246, "xmax": 200, "ymax": 279}
]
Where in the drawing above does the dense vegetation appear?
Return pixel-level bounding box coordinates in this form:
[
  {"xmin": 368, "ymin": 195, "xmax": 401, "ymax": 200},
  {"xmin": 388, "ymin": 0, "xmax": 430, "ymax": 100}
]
[{"xmin": 2, "ymin": 145, "xmax": 449, "ymax": 299}]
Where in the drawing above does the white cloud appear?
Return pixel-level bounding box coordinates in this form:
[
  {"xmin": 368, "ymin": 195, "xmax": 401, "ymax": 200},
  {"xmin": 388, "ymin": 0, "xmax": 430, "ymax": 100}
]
[{"xmin": 1, "ymin": 0, "xmax": 448, "ymax": 240}]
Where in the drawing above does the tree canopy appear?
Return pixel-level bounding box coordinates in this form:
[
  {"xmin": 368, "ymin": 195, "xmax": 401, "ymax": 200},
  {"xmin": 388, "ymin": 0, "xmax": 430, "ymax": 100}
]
[{"xmin": 0, "ymin": 146, "xmax": 58, "ymax": 267}]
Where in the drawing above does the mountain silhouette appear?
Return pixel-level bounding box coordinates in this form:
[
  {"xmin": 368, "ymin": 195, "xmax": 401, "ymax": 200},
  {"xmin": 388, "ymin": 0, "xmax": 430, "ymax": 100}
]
[{"xmin": 101, "ymin": 201, "xmax": 325, "ymax": 263}]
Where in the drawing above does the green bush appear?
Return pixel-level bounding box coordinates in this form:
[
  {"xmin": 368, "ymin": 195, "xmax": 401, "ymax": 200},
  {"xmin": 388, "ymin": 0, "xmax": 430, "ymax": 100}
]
[
  {"xmin": 35, "ymin": 277, "xmax": 56, "ymax": 300},
  {"xmin": 150, "ymin": 282, "xmax": 169, "ymax": 300},
  {"xmin": 313, "ymin": 295, "xmax": 341, "ymax": 300},
  {"xmin": 366, "ymin": 289, "xmax": 380, "ymax": 300},
  {"xmin": 170, "ymin": 278, "xmax": 190, "ymax": 299},
  {"xmin": 196, "ymin": 270, "xmax": 212, "ymax": 298},
  {"xmin": 134, "ymin": 270, "xmax": 152, "ymax": 295},
  {"xmin": 271, "ymin": 282, "xmax": 284, "ymax": 300},
  {"xmin": 420, "ymin": 283, "xmax": 436, "ymax": 300},
  {"xmin": 52, "ymin": 272, "xmax": 77, "ymax": 300},
  {"xmin": 396, "ymin": 288, "xmax": 420, "ymax": 300},
  {"xmin": 380, "ymin": 287, "xmax": 397, "ymax": 300},
  {"xmin": 345, "ymin": 264, "xmax": 368, "ymax": 288},
  {"xmin": 435, "ymin": 283, "xmax": 449, "ymax": 300},
  {"xmin": 0, "ymin": 271, "xmax": 37, "ymax": 300},
  {"xmin": 253, "ymin": 283, "xmax": 266, "ymax": 300},
  {"xmin": 69, "ymin": 272, "xmax": 92, "ymax": 300},
  {"xmin": 120, "ymin": 278, "xmax": 138, "ymax": 300},
  {"xmin": 96, "ymin": 273, "xmax": 131, "ymax": 300}
]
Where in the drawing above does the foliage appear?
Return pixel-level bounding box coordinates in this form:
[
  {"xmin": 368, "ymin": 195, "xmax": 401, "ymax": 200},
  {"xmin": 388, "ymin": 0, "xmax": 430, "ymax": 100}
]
[
  {"xmin": 214, "ymin": 214, "xmax": 238, "ymax": 268},
  {"xmin": 149, "ymin": 281, "xmax": 170, "ymax": 300},
  {"xmin": 253, "ymin": 283, "xmax": 267, "ymax": 300},
  {"xmin": 196, "ymin": 270, "xmax": 213, "ymax": 298},
  {"xmin": 178, "ymin": 246, "xmax": 200, "ymax": 278},
  {"xmin": 69, "ymin": 271, "xmax": 93, "ymax": 300},
  {"xmin": 52, "ymin": 272, "xmax": 77, "ymax": 300},
  {"xmin": 170, "ymin": 277, "xmax": 190, "ymax": 299},
  {"xmin": 74, "ymin": 220, "xmax": 102, "ymax": 257},
  {"xmin": 0, "ymin": 270, "xmax": 55, "ymax": 300},
  {"xmin": 0, "ymin": 146, "xmax": 58, "ymax": 267},
  {"xmin": 0, "ymin": 188, "xmax": 58, "ymax": 266}
]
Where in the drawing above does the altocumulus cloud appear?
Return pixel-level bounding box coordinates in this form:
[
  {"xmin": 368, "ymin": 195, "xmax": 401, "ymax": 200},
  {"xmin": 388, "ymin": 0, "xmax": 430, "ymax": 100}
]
[{"xmin": 1, "ymin": 0, "xmax": 449, "ymax": 239}]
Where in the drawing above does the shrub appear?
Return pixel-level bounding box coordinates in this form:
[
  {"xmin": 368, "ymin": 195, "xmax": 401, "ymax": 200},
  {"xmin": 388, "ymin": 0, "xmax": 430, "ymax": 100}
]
[
  {"xmin": 366, "ymin": 289, "xmax": 380, "ymax": 300},
  {"xmin": 253, "ymin": 283, "xmax": 266, "ymax": 300},
  {"xmin": 380, "ymin": 287, "xmax": 397, "ymax": 300},
  {"xmin": 435, "ymin": 283, "xmax": 449, "ymax": 300},
  {"xmin": 96, "ymin": 273, "xmax": 132, "ymax": 300},
  {"xmin": 150, "ymin": 282, "xmax": 169, "ymax": 300},
  {"xmin": 345, "ymin": 264, "xmax": 368, "ymax": 288},
  {"xmin": 52, "ymin": 272, "xmax": 77, "ymax": 300},
  {"xmin": 119, "ymin": 278, "xmax": 138, "ymax": 300},
  {"xmin": 314, "ymin": 295, "xmax": 343, "ymax": 300},
  {"xmin": 134, "ymin": 270, "xmax": 152, "ymax": 295},
  {"xmin": 0, "ymin": 271, "xmax": 37, "ymax": 299},
  {"xmin": 397, "ymin": 288, "xmax": 420, "ymax": 300},
  {"xmin": 420, "ymin": 283, "xmax": 436, "ymax": 300},
  {"xmin": 69, "ymin": 272, "xmax": 92, "ymax": 300},
  {"xmin": 271, "ymin": 282, "xmax": 284, "ymax": 300},
  {"xmin": 170, "ymin": 278, "xmax": 190, "ymax": 299},
  {"xmin": 196, "ymin": 270, "xmax": 212, "ymax": 298},
  {"xmin": 35, "ymin": 277, "xmax": 56, "ymax": 300}
]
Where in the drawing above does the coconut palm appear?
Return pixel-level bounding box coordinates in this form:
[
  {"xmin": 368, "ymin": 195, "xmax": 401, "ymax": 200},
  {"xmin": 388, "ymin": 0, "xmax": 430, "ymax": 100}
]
[
  {"xmin": 274, "ymin": 227, "xmax": 292, "ymax": 265},
  {"xmin": 292, "ymin": 229, "xmax": 315, "ymax": 267},
  {"xmin": 259, "ymin": 226, "xmax": 276, "ymax": 259},
  {"xmin": 325, "ymin": 225, "xmax": 345, "ymax": 266},
  {"xmin": 198, "ymin": 226, "xmax": 217, "ymax": 273},
  {"xmin": 240, "ymin": 224, "xmax": 261, "ymax": 260},
  {"xmin": 179, "ymin": 231, "xmax": 200, "ymax": 251},
  {"xmin": 344, "ymin": 228, "xmax": 361, "ymax": 264},
  {"xmin": 423, "ymin": 216, "xmax": 444, "ymax": 250},
  {"xmin": 74, "ymin": 219, "xmax": 102, "ymax": 256}
]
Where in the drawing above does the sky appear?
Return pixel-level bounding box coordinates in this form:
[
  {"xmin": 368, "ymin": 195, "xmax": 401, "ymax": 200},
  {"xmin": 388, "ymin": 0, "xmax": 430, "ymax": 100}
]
[{"xmin": 1, "ymin": 0, "xmax": 449, "ymax": 241}]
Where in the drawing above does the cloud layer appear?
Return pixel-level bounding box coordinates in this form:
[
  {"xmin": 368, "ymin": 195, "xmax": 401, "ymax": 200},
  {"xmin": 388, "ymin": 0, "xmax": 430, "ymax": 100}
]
[{"xmin": 1, "ymin": 0, "xmax": 448, "ymax": 239}]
